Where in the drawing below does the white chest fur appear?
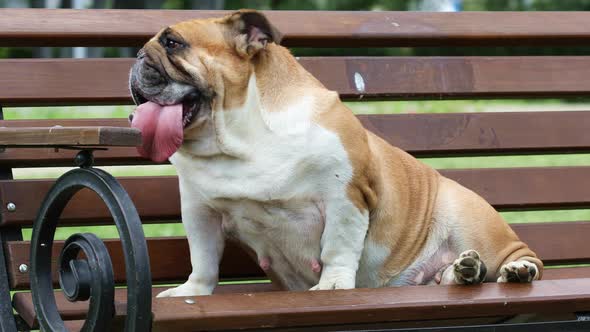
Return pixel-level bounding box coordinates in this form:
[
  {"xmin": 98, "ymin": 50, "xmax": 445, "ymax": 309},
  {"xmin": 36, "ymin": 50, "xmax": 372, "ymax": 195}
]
[{"xmin": 169, "ymin": 75, "xmax": 358, "ymax": 289}]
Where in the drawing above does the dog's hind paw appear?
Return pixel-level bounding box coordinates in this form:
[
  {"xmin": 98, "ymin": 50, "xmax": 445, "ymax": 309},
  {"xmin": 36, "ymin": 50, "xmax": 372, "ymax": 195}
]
[
  {"xmin": 497, "ymin": 261, "xmax": 538, "ymax": 283},
  {"xmin": 453, "ymin": 250, "xmax": 487, "ymax": 285}
]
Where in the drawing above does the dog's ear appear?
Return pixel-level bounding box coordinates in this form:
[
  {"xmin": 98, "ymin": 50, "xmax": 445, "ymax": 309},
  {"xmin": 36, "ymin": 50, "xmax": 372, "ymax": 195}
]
[{"xmin": 225, "ymin": 9, "xmax": 283, "ymax": 58}]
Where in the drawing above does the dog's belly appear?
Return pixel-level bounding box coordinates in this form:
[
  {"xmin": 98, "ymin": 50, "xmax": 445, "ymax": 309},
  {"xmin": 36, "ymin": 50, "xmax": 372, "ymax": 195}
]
[{"xmin": 215, "ymin": 198, "xmax": 325, "ymax": 290}]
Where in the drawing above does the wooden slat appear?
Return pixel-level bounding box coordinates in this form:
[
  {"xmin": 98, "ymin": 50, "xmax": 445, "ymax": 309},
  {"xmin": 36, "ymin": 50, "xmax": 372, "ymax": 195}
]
[
  {"xmin": 32, "ymin": 318, "xmax": 514, "ymax": 332},
  {"xmin": 12, "ymin": 269, "xmax": 589, "ymax": 330},
  {"xmin": 0, "ymin": 120, "xmax": 142, "ymax": 167},
  {"xmin": 0, "ymin": 59, "xmax": 130, "ymax": 107},
  {"xmin": 6, "ymin": 238, "xmax": 263, "ymax": 290},
  {"xmin": 11, "ymin": 289, "xmax": 515, "ymax": 331},
  {"xmin": 0, "ymin": 176, "xmax": 181, "ymax": 226},
  {"xmin": 6, "ymin": 222, "xmax": 590, "ymax": 289},
  {"xmin": 544, "ymin": 267, "xmax": 590, "ymax": 280},
  {"xmin": 2, "ymin": 111, "xmax": 590, "ymax": 167},
  {"xmin": 1, "ymin": 10, "xmax": 590, "ymax": 47},
  {"xmin": 0, "ymin": 126, "xmax": 140, "ymax": 147},
  {"xmin": 511, "ymin": 222, "xmax": 590, "ymax": 265},
  {"xmin": 442, "ymin": 167, "xmax": 590, "ymax": 211},
  {"xmin": 12, "ymin": 283, "xmax": 279, "ymax": 329},
  {"xmin": 359, "ymin": 111, "xmax": 590, "ymax": 157},
  {"xmin": 148, "ymin": 279, "xmax": 590, "ymax": 331},
  {"xmin": 3, "ymin": 167, "xmax": 590, "ymax": 227},
  {"xmin": 3, "ymin": 57, "xmax": 590, "ymax": 106}
]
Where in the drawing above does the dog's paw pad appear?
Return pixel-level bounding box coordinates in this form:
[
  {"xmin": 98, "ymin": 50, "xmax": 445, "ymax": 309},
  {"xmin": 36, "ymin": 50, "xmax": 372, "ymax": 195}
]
[
  {"xmin": 497, "ymin": 261, "xmax": 538, "ymax": 283},
  {"xmin": 453, "ymin": 250, "xmax": 486, "ymax": 285}
]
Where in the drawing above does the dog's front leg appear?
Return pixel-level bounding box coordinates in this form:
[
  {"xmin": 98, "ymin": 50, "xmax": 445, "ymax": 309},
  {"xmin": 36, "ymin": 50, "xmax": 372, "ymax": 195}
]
[
  {"xmin": 157, "ymin": 200, "xmax": 224, "ymax": 298},
  {"xmin": 311, "ymin": 196, "xmax": 369, "ymax": 290}
]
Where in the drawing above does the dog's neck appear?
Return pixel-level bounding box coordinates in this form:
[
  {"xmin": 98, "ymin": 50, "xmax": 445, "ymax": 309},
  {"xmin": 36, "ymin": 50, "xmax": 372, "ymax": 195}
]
[
  {"xmin": 252, "ymin": 44, "xmax": 326, "ymax": 111},
  {"xmin": 180, "ymin": 44, "xmax": 338, "ymax": 159}
]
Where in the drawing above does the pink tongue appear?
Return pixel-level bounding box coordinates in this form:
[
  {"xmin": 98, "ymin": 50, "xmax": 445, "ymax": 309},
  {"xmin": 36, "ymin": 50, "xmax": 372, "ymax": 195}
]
[{"xmin": 130, "ymin": 102, "xmax": 183, "ymax": 163}]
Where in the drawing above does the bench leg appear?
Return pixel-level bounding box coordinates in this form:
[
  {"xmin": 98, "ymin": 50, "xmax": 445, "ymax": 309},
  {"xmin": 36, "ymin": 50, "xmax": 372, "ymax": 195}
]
[
  {"xmin": 28, "ymin": 151, "xmax": 152, "ymax": 332},
  {"xmin": 0, "ymin": 130, "xmax": 19, "ymax": 332},
  {"xmin": 0, "ymin": 233, "xmax": 17, "ymax": 332}
]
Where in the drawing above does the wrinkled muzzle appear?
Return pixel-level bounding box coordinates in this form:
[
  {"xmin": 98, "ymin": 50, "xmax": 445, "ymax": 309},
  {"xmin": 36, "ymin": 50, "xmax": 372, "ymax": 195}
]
[{"xmin": 128, "ymin": 55, "xmax": 207, "ymax": 163}]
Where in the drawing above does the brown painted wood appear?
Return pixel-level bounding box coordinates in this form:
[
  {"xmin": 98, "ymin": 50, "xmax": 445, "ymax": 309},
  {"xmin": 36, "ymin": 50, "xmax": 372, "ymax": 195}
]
[
  {"xmin": 6, "ymin": 238, "xmax": 264, "ymax": 290},
  {"xmin": 543, "ymin": 267, "xmax": 590, "ymax": 280},
  {"xmin": 0, "ymin": 59, "xmax": 131, "ymax": 107},
  {"xmin": 11, "ymin": 269, "xmax": 587, "ymax": 330},
  {"xmin": 11, "ymin": 290, "xmax": 512, "ymax": 331},
  {"xmin": 59, "ymin": 318, "xmax": 514, "ymax": 332},
  {"xmin": 3, "ymin": 167, "xmax": 590, "ymax": 227},
  {"xmin": 0, "ymin": 126, "xmax": 140, "ymax": 147},
  {"xmin": 0, "ymin": 176, "xmax": 181, "ymax": 227},
  {"xmin": 6, "ymin": 222, "xmax": 590, "ymax": 289},
  {"xmin": 3, "ymin": 57, "xmax": 590, "ymax": 106},
  {"xmin": 2, "ymin": 10, "xmax": 590, "ymax": 47},
  {"xmin": 511, "ymin": 222, "xmax": 590, "ymax": 265},
  {"xmin": 2, "ymin": 111, "xmax": 590, "ymax": 167},
  {"xmin": 148, "ymin": 279, "xmax": 590, "ymax": 331},
  {"xmin": 357, "ymin": 111, "xmax": 590, "ymax": 157},
  {"xmin": 441, "ymin": 167, "xmax": 590, "ymax": 211},
  {"xmin": 12, "ymin": 284, "xmax": 279, "ymax": 329}
]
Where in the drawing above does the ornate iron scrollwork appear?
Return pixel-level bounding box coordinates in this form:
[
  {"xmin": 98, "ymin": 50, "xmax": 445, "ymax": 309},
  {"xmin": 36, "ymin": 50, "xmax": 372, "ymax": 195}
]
[{"xmin": 30, "ymin": 151, "xmax": 152, "ymax": 331}]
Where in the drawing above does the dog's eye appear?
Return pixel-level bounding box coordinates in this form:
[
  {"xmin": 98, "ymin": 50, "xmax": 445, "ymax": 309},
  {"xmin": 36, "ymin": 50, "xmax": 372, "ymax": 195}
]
[{"xmin": 165, "ymin": 38, "xmax": 182, "ymax": 50}]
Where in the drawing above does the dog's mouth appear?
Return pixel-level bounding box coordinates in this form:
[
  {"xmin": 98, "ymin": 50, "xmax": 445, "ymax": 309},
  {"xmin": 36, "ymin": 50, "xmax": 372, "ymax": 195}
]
[
  {"xmin": 131, "ymin": 88, "xmax": 202, "ymax": 129},
  {"xmin": 129, "ymin": 89, "xmax": 207, "ymax": 163},
  {"xmin": 181, "ymin": 93, "xmax": 201, "ymax": 129}
]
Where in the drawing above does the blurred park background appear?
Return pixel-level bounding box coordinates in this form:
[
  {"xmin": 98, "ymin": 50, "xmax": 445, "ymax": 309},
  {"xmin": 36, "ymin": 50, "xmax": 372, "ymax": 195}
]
[{"xmin": 2, "ymin": 0, "xmax": 590, "ymax": 240}]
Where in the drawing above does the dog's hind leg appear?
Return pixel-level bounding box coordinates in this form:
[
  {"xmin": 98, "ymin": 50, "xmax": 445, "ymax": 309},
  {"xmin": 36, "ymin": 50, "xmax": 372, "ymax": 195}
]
[
  {"xmin": 497, "ymin": 259, "xmax": 540, "ymax": 283},
  {"xmin": 437, "ymin": 250, "xmax": 487, "ymax": 285}
]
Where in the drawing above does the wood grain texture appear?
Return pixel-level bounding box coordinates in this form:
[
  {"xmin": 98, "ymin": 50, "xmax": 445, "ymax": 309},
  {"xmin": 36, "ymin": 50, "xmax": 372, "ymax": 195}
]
[
  {"xmin": 11, "ymin": 268, "xmax": 589, "ymax": 330},
  {"xmin": 0, "ymin": 126, "xmax": 140, "ymax": 147},
  {"xmin": 1, "ymin": 110, "xmax": 590, "ymax": 166},
  {"xmin": 3, "ymin": 57, "xmax": 590, "ymax": 106},
  {"xmin": 12, "ymin": 284, "xmax": 279, "ymax": 329},
  {"xmin": 6, "ymin": 222, "xmax": 590, "ymax": 289},
  {"xmin": 6, "ymin": 238, "xmax": 263, "ymax": 289},
  {"xmin": 44, "ymin": 318, "xmax": 515, "ymax": 332},
  {"xmin": 3, "ymin": 167, "xmax": 590, "ymax": 227},
  {"xmin": 1, "ymin": 10, "xmax": 590, "ymax": 47},
  {"xmin": 148, "ymin": 279, "xmax": 590, "ymax": 331}
]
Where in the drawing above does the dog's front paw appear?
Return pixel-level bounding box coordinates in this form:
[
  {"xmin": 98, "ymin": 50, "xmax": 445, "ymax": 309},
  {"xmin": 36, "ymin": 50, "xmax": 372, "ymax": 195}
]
[
  {"xmin": 156, "ymin": 281, "xmax": 213, "ymax": 298},
  {"xmin": 453, "ymin": 250, "xmax": 487, "ymax": 285},
  {"xmin": 310, "ymin": 266, "xmax": 355, "ymax": 290},
  {"xmin": 497, "ymin": 260, "xmax": 538, "ymax": 283}
]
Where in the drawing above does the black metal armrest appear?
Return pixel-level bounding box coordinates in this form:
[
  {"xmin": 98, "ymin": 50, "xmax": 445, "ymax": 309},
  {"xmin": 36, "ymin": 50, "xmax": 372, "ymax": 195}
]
[{"xmin": 28, "ymin": 150, "xmax": 152, "ymax": 332}]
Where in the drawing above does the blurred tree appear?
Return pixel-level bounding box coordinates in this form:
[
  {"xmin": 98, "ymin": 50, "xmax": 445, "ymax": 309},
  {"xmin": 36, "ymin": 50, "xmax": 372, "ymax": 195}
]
[{"xmin": 530, "ymin": 0, "xmax": 590, "ymax": 10}]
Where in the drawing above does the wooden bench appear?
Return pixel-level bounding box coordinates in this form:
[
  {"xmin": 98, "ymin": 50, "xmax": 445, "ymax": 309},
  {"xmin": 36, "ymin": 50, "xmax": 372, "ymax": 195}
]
[{"xmin": 2, "ymin": 8, "xmax": 590, "ymax": 332}]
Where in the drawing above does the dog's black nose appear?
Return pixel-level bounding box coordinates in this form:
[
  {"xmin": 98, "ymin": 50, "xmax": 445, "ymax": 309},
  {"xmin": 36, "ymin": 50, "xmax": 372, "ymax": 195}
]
[{"xmin": 128, "ymin": 113, "xmax": 134, "ymax": 123}]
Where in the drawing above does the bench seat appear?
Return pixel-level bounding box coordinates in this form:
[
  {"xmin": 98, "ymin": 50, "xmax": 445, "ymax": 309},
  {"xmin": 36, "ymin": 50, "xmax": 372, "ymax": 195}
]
[{"xmin": 12, "ymin": 277, "xmax": 590, "ymax": 331}]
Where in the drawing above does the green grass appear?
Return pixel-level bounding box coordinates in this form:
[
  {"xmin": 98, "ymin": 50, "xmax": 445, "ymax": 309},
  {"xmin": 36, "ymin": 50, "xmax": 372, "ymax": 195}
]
[{"xmin": 6, "ymin": 100, "xmax": 590, "ymax": 241}]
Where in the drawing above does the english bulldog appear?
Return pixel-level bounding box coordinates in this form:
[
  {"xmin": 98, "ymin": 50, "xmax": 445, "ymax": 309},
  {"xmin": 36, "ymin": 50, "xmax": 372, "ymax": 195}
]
[{"xmin": 128, "ymin": 10, "xmax": 542, "ymax": 297}]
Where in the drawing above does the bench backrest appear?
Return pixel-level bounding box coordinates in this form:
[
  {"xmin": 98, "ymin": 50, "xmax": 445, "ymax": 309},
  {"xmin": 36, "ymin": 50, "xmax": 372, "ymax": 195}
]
[{"xmin": 2, "ymin": 9, "xmax": 590, "ymax": 291}]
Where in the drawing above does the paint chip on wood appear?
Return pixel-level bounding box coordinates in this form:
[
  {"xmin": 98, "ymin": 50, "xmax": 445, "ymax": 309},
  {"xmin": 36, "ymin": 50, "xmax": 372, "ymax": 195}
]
[{"xmin": 354, "ymin": 72, "xmax": 366, "ymax": 92}]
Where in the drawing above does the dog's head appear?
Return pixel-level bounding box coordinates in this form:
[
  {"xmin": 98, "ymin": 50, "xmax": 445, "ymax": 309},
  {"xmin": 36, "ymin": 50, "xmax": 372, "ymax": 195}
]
[{"xmin": 129, "ymin": 10, "xmax": 281, "ymax": 162}]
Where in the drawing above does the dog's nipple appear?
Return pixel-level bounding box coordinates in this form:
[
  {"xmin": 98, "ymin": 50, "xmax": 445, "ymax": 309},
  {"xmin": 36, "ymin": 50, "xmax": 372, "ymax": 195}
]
[
  {"xmin": 311, "ymin": 258, "xmax": 322, "ymax": 273},
  {"xmin": 259, "ymin": 257, "xmax": 271, "ymax": 271},
  {"xmin": 128, "ymin": 113, "xmax": 134, "ymax": 123}
]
